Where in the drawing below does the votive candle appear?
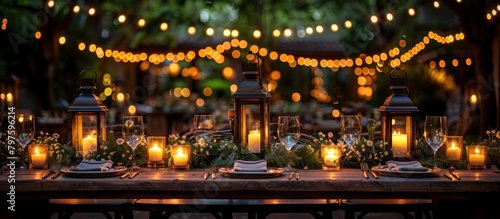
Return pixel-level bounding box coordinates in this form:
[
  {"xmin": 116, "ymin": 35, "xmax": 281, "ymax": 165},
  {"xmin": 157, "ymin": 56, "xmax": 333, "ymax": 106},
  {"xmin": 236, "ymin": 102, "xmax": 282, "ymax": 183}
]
[{"xmin": 248, "ymin": 130, "xmax": 261, "ymax": 153}]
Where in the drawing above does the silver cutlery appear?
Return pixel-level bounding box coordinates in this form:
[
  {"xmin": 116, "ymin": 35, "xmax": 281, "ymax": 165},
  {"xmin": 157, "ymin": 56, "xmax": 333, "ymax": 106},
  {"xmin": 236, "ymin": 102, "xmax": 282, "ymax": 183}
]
[
  {"xmin": 362, "ymin": 162, "xmax": 378, "ymax": 179},
  {"xmin": 448, "ymin": 167, "xmax": 461, "ymax": 180},
  {"xmin": 129, "ymin": 171, "xmax": 140, "ymax": 179}
]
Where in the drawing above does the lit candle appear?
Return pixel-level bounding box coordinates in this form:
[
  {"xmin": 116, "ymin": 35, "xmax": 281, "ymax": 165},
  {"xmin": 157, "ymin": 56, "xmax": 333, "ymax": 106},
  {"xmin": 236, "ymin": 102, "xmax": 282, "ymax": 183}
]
[
  {"xmin": 6, "ymin": 93, "xmax": 13, "ymax": 107},
  {"xmin": 247, "ymin": 130, "xmax": 261, "ymax": 153},
  {"xmin": 446, "ymin": 142, "xmax": 461, "ymax": 161},
  {"xmin": 323, "ymin": 149, "xmax": 339, "ymax": 167},
  {"xmin": 31, "ymin": 147, "xmax": 46, "ymax": 168},
  {"xmin": 469, "ymin": 148, "xmax": 485, "ymax": 167},
  {"xmin": 148, "ymin": 144, "xmax": 163, "ymax": 162},
  {"xmin": 173, "ymin": 147, "xmax": 188, "ymax": 166},
  {"xmin": 392, "ymin": 131, "xmax": 408, "ymax": 156},
  {"xmin": 82, "ymin": 134, "xmax": 97, "ymax": 158}
]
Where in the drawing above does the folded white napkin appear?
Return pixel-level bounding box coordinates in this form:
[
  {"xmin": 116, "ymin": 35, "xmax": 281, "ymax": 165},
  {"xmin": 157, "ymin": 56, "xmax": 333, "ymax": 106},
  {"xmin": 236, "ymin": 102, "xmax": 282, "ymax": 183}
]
[
  {"xmin": 233, "ymin": 160, "xmax": 267, "ymax": 172},
  {"xmin": 73, "ymin": 160, "xmax": 113, "ymax": 171},
  {"xmin": 387, "ymin": 160, "xmax": 428, "ymax": 171}
]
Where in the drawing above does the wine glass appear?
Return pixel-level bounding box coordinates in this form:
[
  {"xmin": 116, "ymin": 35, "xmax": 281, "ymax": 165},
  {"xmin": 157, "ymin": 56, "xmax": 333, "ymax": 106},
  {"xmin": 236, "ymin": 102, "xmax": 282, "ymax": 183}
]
[
  {"xmin": 340, "ymin": 115, "xmax": 362, "ymax": 147},
  {"xmin": 424, "ymin": 116, "xmax": 447, "ymax": 170},
  {"xmin": 277, "ymin": 116, "xmax": 300, "ymax": 171},
  {"xmin": 193, "ymin": 115, "xmax": 214, "ymax": 144},
  {"xmin": 15, "ymin": 114, "xmax": 35, "ymax": 169},
  {"xmin": 122, "ymin": 116, "xmax": 145, "ymax": 170}
]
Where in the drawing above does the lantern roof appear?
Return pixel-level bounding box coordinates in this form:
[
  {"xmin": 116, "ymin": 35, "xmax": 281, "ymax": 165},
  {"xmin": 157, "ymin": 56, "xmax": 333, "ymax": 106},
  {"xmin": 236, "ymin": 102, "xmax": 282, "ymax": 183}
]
[
  {"xmin": 379, "ymin": 68, "xmax": 419, "ymax": 113},
  {"xmin": 67, "ymin": 68, "xmax": 108, "ymax": 112},
  {"xmin": 232, "ymin": 56, "xmax": 271, "ymax": 99}
]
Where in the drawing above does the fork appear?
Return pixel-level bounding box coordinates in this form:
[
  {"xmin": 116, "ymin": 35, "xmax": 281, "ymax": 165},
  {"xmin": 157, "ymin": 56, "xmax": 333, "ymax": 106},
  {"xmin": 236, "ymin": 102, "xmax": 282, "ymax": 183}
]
[
  {"xmin": 364, "ymin": 162, "xmax": 378, "ymax": 179},
  {"xmin": 360, "ymin": 162, "xmax": 369, "ymax": 179}
]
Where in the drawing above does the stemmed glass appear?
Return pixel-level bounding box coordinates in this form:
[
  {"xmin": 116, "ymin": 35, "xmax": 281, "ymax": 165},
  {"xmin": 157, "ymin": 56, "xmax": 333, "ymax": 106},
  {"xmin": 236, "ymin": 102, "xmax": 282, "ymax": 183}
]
[
  {"xmin": 122, "ymin": 116, "xmax": 145, "ymax": 170},
  {"xmin": 277, "ymin": 116, "xmax": 300, "ymax": 171},
  {"xmin": 423, "ymin": 116, "xmax": 447, "ymax": 170},
  {"xmin": 193, "ymin": 115, "xmax": 215, "ymax": 144},
  {"xmin": 340, "ymin": 115, "xmax": 362, "ymax": 147},
  {"xmin": 15, "ymin": 114, "xmax": 35, "ymax": 169}
]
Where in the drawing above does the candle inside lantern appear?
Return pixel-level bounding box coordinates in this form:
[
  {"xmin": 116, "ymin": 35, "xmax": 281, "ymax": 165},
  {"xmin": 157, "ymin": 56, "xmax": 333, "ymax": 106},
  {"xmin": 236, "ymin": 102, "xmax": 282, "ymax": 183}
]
[
  {"xmin": 323, "ymin": 149, "xmax": 339, "ymax": 166},
  {"xmin": 469, "ymin": 148, "xmax": 485, "ymax": 167},
  {"xmin": 392, "ymin": 131, "xmax": 408, "ymax": 156},
  {"xmin": 82, "ymin": 134, "xmax": 97, "ymax": 158},
  {"xmin": 173, "ymin": 147, "xmax": 188, "ymax": 166},
  {"xmin": 248, "ymin": 130, "xmax": 261, "ymax": 153},
  {"xmin": 446, "ymin": 142, "xmax": 461, "ymax": 161},
  {"xmin": 148, "ymin": 143, "xmax": 163, "ymax": 162},
  {"xmin": 31, "ymin": 147, "xmax": 46, "ymax": 168}
]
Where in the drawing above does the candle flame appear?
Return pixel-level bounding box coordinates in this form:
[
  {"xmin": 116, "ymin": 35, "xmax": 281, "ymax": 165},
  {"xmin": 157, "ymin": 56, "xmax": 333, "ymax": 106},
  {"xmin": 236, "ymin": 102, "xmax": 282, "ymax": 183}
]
[
  {"xmin": 475, "ymin": 148, "xmax": 480, "ymax": 154},
  {"xmin": 177, "ymin": 147, "xmax": 185, "ymax": 156},
  {"xmin": 451, "ymin": 142, "xmax": 456, "ymax": 148},
  {"xmin": 6, "ymin": 93, "xmax": 13, "ymax": 102},
  {"xmin": 34, "ymin": 147, "xmax": 40, "ymax": 155},
  {"xmin": 327, "ymin": 149, "xmax": 336, "ymax": 156},
  {"xmin": 153, "ymin": 143, "xmax": 159, "ymax": 148}
]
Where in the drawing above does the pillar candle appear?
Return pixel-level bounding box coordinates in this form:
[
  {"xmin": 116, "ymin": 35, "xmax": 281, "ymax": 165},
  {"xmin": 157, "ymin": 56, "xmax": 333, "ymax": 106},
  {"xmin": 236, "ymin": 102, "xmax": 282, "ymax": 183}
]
[
  {"xmin": 148, "ymin": 144, "xmax": 163, "ymax": 162},
  {"xmin": 82, "ymin": 135, "xmax": 97, "ymax": 158},
  {"xmin": 392, "ymin": 132, "xmax": 407, "ymax": 156},
  {"xmin": 469, "ymin": 148, "xmax": 485, "ymax": 166},
  {"xmin": 173, "ymin": 147, "xmax": 188, "ymax": 166},
  {"xmin": 248, "ymin": 130, "xmax": 261, "ymax": 153},
  {"xmin": 31, "ymin": 148, "xmax": 46, "ymax": 168},
  {"xmin": 446, "ymin": 142, "xmax": 461, "ymax": 161},
  {"xmin": 323, "ymin": 149, "xmax": 339, "ymax": 166}
]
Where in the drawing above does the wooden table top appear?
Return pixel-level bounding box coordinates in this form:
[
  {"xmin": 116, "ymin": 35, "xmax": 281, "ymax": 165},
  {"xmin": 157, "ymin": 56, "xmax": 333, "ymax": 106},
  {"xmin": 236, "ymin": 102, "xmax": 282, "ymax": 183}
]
[{"xmin": 2, "ymin": 168, "xmax": 500, "ymax": 200}]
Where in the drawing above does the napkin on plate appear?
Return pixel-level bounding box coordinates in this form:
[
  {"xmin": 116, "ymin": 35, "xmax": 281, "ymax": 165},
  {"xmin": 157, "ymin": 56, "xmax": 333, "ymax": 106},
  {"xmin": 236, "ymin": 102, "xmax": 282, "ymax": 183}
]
[
  {"xmin": 73, "ymin": 160, "xmax": 113, "ymax": 171},
  {"xmin": 387, "ymin": 160, "xmax": 428, "ymax": 171},
  {"xmin": 233, "ymin": 160, "xmax": 267, "ymax": 172}
]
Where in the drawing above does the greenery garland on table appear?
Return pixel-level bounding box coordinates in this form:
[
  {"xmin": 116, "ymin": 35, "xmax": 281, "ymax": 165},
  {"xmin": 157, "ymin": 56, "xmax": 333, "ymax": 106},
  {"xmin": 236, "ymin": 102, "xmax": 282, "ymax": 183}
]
[{"xmin": 1, "ymin": 129, "xmax": 500, "ymax": 170}]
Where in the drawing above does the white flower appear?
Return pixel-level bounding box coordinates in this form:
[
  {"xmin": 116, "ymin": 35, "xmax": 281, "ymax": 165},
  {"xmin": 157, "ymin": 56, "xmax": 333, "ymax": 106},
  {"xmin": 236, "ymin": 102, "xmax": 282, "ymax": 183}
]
[
  {"xmin": 367, "ymin": 140, "xmax": 373, "ymax": 146},
  {"xmin": 492, "ymin": 130, "xmax": 496, "ymax": 134},
  {"xmin": 496, "ymin": 132, "xmax": 500, "ymax": 139},
  {"xmin": 486, "ymin": 130, "xmax": 491, "ymax": 135}
]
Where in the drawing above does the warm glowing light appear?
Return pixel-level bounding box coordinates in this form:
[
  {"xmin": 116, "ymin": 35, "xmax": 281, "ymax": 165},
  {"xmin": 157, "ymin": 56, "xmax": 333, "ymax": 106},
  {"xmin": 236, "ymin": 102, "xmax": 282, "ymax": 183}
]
[
  {"xmin": 117, "ymin": 93, "xmax": 125, "ymax": 102},
  {"xmin": 160, "ymin": 22, "xmax": 168, "ymax": 31},
  {"xmin": 344, "ymin": 20, "xmax": 352, "ymax": 28},
  {"xmin": 470, "ymin": 94, "xmax": 477, "ymax": 104},
  {"xmin": 284, "ymin": 28, "xmax": 292, "ymax": 37},
  {"xmin": 47, "ymin": 0, "xmax": 54, "ymax": 8},
  {"xmin": 331, "ymin": 24, "xmax": 339, "ymax": 32},
  {"xmin": 273, "ymin": 29, "xmax": 281, "ymax": 37},
  {"xmin": 196, "ymin": 98, "xmax": 205, "ymax": 107},
  {"xmin": 408, "ymin": 8, "xmax": 415, "ymax": 16},
  {"xmin": 332, "ymin": 109, "xmax": 340, "ymax": 118},
  {"xmin": 88, "ymin": 8, "xmax": 96, "ymax": 16},
  {"xmin": 188, "ymin": 26, "xmax": 196, "ymax": 35},
  {"xmin": 434, "ymin": 1, "xmax": 440, "ymax": 8},
  {"xmin": 118, "ymin": 15, "xmax": 126, "ymax": 23},
  {"xmin": 138, "ymin": 19, "xmax": 146, "ymax": 27},
  {"xmin": 73, "ymin": 6, "xmax": 80, "ymax": 13},
  {"xmin": 291, "ymin": 92, "xmax": 301, "ymax": 102},
  {"xmin": 253, "ymin": 30, "xmax": 261, "ymax": 39},
  {"xmin": 35, "ymin": 31, "xmax": 42, "ymax": 39},
  {"xmin": 465, "ymin": 58, "xmax": 472, "ymax": 66},
  {"xmin": 58, "ymin": 36, "xmax": 66, "ymax": 44},
  {"xmin": 231, "ymin": 29, "xmax": 239, "ymax": 37},
  {"xmin": 386, "ymin": 13, "xmax": 393, "ymax": 21},
  {"xmin": 206, "ymin": 27, "xmax": 214, "ymax": 36},
  {"xmin": 306, "ymin": 27, "xmax": 314, "ymax": 35},
  {"xmin": 128, "ymin": 105, "xmax": 137, "ymax": 114},
  {"xmin": 370, "ymin": 15, "xmax": 378, "ymax": 23},
  {"xmin": 223, "ymin": 29, "xmax": 231, "ymax": 37},
  {"xmin": 315, "ymin": 25, "xmax": 324, "ymax": 33}
]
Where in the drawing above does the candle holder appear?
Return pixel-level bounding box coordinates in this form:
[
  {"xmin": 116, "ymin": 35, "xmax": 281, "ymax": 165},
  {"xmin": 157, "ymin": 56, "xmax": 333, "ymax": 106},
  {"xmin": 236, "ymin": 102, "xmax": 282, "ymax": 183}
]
[
  {"xmin": 321, "ymin": 143, "xmax": 342, "ymax": 170},
  {"xmin": 466, "ymin": 145, "xmax": 487, "ymax": 170},
  {"xmin": 28, "ymin": 143, "xmax": 49, "ymax": 169},
  {"xmin": 147, "ymin": 136, "xmax": 166, "ymax": 169},
  {"xmin": 446, "ymin": 136, "xmax": 463, "ymax": 161},
  {"xmin": 170, "ymin": 144, "xmax": 191, "ymax": 170}
]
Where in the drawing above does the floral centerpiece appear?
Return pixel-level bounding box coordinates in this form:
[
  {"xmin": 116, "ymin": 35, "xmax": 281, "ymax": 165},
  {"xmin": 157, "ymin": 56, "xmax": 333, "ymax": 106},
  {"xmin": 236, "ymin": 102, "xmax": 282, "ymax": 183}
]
[
  {"xmin": 34, "ymin": 132, "xmax": 73, "ymax": 167},
  {"xmin": 86, "ymin": 133, "xmax": 148, "ymax": 167}
]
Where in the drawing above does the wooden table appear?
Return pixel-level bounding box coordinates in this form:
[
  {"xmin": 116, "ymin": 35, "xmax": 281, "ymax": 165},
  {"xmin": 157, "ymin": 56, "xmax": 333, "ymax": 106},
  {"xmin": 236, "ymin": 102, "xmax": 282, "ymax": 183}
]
[{"xmin": 2, "ymin": 168, "xmax": 500, "ymax": 218}]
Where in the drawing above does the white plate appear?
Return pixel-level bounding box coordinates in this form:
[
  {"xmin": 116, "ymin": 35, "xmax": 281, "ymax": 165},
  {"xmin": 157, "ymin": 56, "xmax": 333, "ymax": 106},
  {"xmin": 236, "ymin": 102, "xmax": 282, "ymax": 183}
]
[
  {"xmin": 60, "ymin": 166, "xmax": 127, "ymax": 178},
  {"xmin": 219, "ymin": 167, "xmax": 285, "ymax": 179},
  {"xmin": 371, "ymin": 166, "xmax": 439, "ymax": 178}
]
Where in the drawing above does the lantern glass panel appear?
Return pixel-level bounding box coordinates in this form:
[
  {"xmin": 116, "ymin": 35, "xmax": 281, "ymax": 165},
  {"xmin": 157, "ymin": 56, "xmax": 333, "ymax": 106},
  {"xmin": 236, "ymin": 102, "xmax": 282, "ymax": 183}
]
[{"xmin": 391, "ymin": 115, "xmax": 412, "ymax": 158}]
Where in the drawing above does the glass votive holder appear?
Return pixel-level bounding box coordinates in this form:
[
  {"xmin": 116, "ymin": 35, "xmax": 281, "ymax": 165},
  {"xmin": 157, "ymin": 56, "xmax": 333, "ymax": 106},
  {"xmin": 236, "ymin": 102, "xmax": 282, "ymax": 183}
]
[
  {"xmin": 28, "ymin": 143, "xmax": 49, "ymax": 169},
  {"xmin": 147, "ymin": 136, "xmax": 166, "ymax": 168},
  {"xmin": 466, "ymin": 145, "xmax": 487, "ymax": 170},
  {"xmin": 446, "ymin": 136, "xmax": 463, "ymax": 161},
  {"xmin": 170, "ymin": 144, "xmax": 191, "ymax": 170},
  {"xmin": 321, "ymin": 143, "xmax": 342, "ymax": 170}
]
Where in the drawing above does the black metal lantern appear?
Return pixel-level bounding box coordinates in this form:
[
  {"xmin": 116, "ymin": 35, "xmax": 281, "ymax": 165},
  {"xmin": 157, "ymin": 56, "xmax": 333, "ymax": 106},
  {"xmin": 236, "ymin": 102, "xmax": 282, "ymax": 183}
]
[
  {"xmin": 232, "ymin": 52, "xmax": 271, "ymax": 155},
  {"xmin": 67, "ymin": 67, "xmax": 107, "ymax": 161},
  {"xmin": 379, "ymin": 68, "xmax": 419, "ymax": 160}
]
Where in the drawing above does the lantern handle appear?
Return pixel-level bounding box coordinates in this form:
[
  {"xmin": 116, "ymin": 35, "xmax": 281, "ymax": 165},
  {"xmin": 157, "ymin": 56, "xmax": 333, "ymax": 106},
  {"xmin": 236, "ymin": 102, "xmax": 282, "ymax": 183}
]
[
  {"xmin": 241, "ymin": 51, "xmax": 262, "ymax": 85},
  {"xmin": 79, "ymin": 67, "xmax": 98, "ymax": 79},
  {"xmin": 389, "ymin": 68, "xmax": 407, "ymax": 85},
  {"xmin": 389, "ymin": 68, "xmax": 409, "ymax": 93}
]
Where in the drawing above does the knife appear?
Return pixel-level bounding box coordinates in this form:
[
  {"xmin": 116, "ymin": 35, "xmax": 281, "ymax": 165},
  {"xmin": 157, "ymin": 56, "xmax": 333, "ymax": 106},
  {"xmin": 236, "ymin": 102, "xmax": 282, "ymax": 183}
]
[
  {"xmin": 51, "ymin": 171, "xmax": 61, "ymax": 179},
  {"xmin": 129, "ymin": 171, "xmax": 140, "ymax": 179},
  {"xmin": 42, "ymin": 170, "xmax": 52, "ymax": 179},
  {"xmin": 443, "ymin": 173, "xmax": 454, "ymax": 180}
]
